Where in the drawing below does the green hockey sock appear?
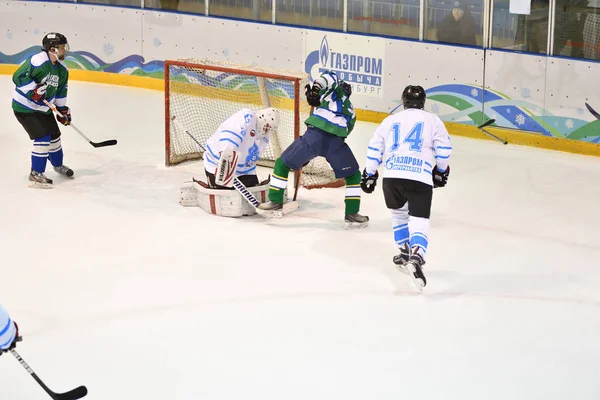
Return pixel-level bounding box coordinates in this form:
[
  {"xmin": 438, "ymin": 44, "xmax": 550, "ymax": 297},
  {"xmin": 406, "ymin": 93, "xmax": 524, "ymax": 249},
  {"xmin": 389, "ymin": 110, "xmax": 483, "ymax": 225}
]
[
  {"xmin": 344, "ymin": 170, "xmax": 361, "ymax": 215},
  {"xmin": 268, "ymin": 157, "xmax": 291, "ymax": 204}
]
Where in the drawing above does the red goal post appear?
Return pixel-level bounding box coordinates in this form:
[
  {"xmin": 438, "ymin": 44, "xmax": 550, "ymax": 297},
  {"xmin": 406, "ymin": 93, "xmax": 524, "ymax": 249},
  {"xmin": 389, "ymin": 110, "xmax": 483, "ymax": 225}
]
[{"xmin": 164, "ymin": 58, "xmax": 344, "ymax": 189}]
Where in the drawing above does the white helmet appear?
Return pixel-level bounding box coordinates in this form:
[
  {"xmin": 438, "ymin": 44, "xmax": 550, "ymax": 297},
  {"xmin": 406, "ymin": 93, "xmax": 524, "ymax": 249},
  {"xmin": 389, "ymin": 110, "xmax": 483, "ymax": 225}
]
[{"xmin": 256, "ymin": 108, "xmax": 280, "ymax": 136}]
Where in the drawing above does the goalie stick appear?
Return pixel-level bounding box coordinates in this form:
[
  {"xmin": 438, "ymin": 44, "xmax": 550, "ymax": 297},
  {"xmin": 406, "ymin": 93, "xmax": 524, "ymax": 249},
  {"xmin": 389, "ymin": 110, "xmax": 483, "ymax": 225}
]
[
  {"xmin": 477, "ymin": 119, "xmax": 508, "ymax": 145},
  {"xmin": 170, "ymin": 115, "xmax": 298, "ymax": 215},
  {"xmin": 11, "ymin": 349, "xmax": 88, "ymax": 400},
  {"xmin": 43, "ymin": 100, "xmax": 117, "ymax": 148}
]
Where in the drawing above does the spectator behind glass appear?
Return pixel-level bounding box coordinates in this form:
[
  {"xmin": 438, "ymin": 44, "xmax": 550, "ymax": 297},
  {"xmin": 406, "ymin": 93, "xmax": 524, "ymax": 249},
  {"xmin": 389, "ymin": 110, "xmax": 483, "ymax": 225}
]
[{"xmin": 436, "ymin": 1, "xmax": 478, "ymax": 46}]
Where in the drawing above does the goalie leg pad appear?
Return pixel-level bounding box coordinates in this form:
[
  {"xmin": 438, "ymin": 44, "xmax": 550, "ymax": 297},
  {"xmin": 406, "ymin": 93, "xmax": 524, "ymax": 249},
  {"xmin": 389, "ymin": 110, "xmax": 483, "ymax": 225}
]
[
  {"xmin": 195, "ymin": 180, "xmax": 269, "ymax": 217},
  {"xmin": 179, "ymin": 181, "xmax": 199, "ymax": 207}
]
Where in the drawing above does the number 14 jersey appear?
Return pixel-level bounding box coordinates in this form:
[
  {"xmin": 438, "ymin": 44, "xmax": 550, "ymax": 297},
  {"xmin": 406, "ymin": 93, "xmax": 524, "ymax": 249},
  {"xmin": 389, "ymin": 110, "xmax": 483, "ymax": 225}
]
[{"xmin": 364, "ymin": 108, "xmax": 453, "ymax": 186}]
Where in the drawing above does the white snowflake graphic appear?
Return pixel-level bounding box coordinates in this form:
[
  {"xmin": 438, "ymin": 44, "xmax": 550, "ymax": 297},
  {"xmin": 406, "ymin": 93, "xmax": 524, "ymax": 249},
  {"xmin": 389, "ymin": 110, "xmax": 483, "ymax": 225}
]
[
  {"xmin": 103, "ymin": 42, "xmax": 114, "ymax": 56},
  {"xmin": 471, "ymin": 88, "xmax": 479, "ymax": 97},
  {"xmin": 521, "ymin": 87, "xmax": 531, "ymax": 99},
  {"xmin": 432, "ymin": 103, "xmax": 440, "ymax": 113},
  {"xmin": 565, "ymin": 119, "xmax": 574, "ymax": 129},
  {"xmin": 153, "ymin": 38, "xmax": 162, "ymax": 47},
  {"xmin": 515, "ymin": 114, "xmax": 526, "ymax": 126}
]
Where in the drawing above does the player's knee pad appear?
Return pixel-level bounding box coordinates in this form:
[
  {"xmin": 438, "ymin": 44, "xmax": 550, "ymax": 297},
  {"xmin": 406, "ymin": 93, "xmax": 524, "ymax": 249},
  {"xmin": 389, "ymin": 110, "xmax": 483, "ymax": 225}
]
[{"xmin": 179, "ymin": 179, "xmax": 270, "ymax": 217}]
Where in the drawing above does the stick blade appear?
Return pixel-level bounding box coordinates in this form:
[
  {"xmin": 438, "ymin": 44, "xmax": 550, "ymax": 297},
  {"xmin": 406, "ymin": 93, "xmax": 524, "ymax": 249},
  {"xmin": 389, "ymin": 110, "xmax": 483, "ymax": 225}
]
[
  {"xmin": 56, "ymin": 385, "xmax": 88, "ymax": 400},
  {"xmin": 91, "ymin": 139, "xmax": 118, "ymax": 148},
  {"xmin": 477, "ymin": 119, "xmax": 496, "ymax": 129}
]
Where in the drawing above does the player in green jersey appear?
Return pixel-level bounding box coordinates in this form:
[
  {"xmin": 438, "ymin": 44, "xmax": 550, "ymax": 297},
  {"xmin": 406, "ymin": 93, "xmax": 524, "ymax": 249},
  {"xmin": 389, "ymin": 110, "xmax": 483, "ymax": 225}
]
[
  {"xmin": 12, "ymin": 32, "xmax": 73, "ymax": 188},
  {"xmin": 257, "ymin": 70, "xmax": 368, "ymax": 229}
]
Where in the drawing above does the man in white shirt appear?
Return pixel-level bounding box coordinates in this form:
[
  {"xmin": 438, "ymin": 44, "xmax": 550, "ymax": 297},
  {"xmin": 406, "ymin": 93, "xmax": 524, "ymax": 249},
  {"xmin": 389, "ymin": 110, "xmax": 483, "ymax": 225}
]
[{"xmin": 360, "ymin": 85, "xmax": 452, "ymax": 290}]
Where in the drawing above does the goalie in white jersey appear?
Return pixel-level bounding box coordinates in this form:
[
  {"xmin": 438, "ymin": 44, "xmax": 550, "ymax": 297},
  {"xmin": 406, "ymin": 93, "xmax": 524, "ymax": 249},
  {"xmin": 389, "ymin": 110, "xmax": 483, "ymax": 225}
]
[
  {"xmin": 203, "ymin": 107, "xmax": 279, "ymax": 188},
  {"xmin": 0, "ymin": 304, "xmax": 19, "ymax": 354},
  {"xmin": 360, "ymin": 85, "xmax": 452, "ymax": 290},
  {"xmin": 179, "ymin": 107, "xmax": 280, "ymax": 217}
]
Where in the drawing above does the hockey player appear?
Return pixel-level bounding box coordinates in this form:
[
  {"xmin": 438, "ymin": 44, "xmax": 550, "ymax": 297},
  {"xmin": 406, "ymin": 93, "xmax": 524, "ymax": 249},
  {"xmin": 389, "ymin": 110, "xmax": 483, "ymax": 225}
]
[
  {"xmin": 360, "ymin": 85, "xmax": 452, "ymax": 290},
  {"xmin": 12, "ymin": 32, "xmax": 73, "ymax": 189},
  {"xmin": 257, "ymin": 70, "xmax": 368, "ymax": 229},
  {"xmin": 203, "ymin": 107, "xmax": 280, "ymax": 188},
  {"xmin": 179, "ymin": 107, "xmax": 280, "ymax": 217},
  {"xmin": 0, "ymin": 304, "xmax": 19, "ymax": 355}
]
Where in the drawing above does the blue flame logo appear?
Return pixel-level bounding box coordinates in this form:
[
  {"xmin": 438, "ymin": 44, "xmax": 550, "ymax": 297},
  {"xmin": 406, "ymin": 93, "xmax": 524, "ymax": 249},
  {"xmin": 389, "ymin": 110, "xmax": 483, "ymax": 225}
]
[{"xmin": 320, "ymin": 36, "xmax": 329, "ymax": 67}]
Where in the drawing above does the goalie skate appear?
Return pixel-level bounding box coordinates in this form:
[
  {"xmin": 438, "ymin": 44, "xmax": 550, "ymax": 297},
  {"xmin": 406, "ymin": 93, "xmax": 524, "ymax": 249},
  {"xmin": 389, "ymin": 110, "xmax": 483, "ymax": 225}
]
[{"xmin": 28, "ymin": 171, "xmax": 53, "ymax": 189}]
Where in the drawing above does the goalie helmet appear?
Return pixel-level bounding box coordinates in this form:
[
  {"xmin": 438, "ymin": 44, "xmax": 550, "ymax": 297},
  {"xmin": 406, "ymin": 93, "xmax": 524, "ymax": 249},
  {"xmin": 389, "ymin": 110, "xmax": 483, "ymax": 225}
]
[
  {"xmin": 402, "ymin": 85, "xmax": 426, "ymax": 110},
  {"xmin": 256, "ymin": 108, "xmax": 280, "ymax": 136}
]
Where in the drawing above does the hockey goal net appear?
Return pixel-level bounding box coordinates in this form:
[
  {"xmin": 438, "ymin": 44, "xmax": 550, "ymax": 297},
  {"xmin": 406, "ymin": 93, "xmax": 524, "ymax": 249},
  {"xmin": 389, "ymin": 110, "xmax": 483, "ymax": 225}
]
[{"xmin": 164, "ymin": 59, "xmax": 343, "ymax": 189}]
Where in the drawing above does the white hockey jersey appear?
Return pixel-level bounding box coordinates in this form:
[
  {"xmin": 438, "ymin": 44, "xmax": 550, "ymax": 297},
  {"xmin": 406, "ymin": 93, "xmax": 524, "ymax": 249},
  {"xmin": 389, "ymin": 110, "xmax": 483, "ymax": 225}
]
[
  {"xmin": 203, "ymin": 108, "xmax": 270, "ymax": 177},
  {"xmin": 0, "ymin": 304, "xmax": 17, "ymax": 350},
  {"xmin": 364, "ymin": 108, "xmax": 452, "ymax": 186}
]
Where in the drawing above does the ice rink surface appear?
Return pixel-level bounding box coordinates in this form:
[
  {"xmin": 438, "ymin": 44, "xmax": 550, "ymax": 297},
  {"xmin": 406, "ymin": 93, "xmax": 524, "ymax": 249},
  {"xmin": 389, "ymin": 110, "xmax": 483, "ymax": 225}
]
[{"xmin": 1, "ymin": 77, "xmax": 600, "ymax": 399}]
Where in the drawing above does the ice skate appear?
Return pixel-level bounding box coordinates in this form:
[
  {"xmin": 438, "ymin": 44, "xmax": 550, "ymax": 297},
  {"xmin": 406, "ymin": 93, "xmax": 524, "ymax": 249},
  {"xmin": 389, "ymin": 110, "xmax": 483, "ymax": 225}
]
[
  {"xmin": 28, "ymin": 170, "xmax": 53, "ymax": 189},
  {"xmin": 53, "ymin": 164, "xmax": 74, "ymax": 178},
  {"xmin": 405, "ymin": 252, "xmax": 427, "ymax": 291},
  {"xmin": 344, "ymin": 213, "xmax": 369, "ymax": 229},
  {"xmin": 256, "ymin": 201, "xmax": 283, "ymax": 219},
  {"xmin": 392, "ymin": 243, "xmax": 411, "ymax": 274}
]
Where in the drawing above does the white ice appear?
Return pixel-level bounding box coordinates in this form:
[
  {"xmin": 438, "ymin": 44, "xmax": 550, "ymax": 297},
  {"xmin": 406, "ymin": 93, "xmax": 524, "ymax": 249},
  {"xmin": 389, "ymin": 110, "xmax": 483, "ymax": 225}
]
[{"xmin": 1, "ymin": 77, "xmax": 600, "ymax": 400}]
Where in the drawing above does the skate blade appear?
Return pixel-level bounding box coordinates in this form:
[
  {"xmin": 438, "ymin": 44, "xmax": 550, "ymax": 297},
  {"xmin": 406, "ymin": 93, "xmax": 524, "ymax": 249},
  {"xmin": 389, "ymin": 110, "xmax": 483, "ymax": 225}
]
[
  {"xmin": 405, "ymin": 263, "xmax": 425, "ymax": 292},
  {"xmin": 394, "ymin": 262, "xmax": 409, "ymax": 275},
  {"xmin": 344, "ymin": 220, "xmax": 369, "ymax": 230},
  {"xmin": 28, "ymin": 181, "xmax": 53, "ymax": 189},
  {"xmin": 256, "ymin": 208, "xmax": 283, "ymax": 219}
]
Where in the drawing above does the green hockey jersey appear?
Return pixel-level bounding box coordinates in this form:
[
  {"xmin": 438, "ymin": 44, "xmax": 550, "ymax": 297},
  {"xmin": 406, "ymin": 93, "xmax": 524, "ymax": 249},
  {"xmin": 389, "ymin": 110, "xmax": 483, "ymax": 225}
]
[
  {"xmin": 12, "ymin": 51, "xmax": 69, "ymax": 114},
  {"xmin": 304, "ymin": 70, "xmax": 356, "ymax": 138}
]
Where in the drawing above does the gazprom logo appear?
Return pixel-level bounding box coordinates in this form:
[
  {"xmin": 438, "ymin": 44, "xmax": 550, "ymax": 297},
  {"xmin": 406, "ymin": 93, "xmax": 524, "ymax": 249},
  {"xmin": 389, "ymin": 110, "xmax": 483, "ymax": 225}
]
[{"xmin": 320, "ymin": 36, "xmax": 329, "ymax": 66}]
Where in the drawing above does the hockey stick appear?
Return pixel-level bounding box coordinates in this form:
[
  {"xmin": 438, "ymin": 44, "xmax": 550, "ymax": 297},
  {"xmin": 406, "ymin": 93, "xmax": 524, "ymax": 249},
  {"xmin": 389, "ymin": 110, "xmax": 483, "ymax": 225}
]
[
  {"xmin": 170, "ymin": 115, "xmax": 298, "ymax": 215},
  {"xmin": 585, "ymin": 102, "xmax": 600, "ymax": 120},
  {"xmin": 477, "ymin": 119, "xmax": 508, "ymax": 145},
  {"xmin": 43, "ymin": 100, "xmax": 117, "ymax": 148},
  {"xmin": 11, "ymin": 349, "xmax": 88, "ymax": 400}
]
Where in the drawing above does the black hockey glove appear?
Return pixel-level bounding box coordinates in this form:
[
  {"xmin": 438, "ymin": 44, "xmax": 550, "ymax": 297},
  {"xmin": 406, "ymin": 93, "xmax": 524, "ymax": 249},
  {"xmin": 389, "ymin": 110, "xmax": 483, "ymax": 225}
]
[
  {"xmin": 340, "ymin": 81, "xmax": 352, "ymax": 97},
  {"xmin": 360, "ymin": 169, "xmax": 378, "ymax": 194},
  {"xmin": 305, "ymin": 84, "xmax": 321, "ymax": 107},
  {"xmin": 433, "ymin": 165, "xmax": 450, "ymax": 188}
]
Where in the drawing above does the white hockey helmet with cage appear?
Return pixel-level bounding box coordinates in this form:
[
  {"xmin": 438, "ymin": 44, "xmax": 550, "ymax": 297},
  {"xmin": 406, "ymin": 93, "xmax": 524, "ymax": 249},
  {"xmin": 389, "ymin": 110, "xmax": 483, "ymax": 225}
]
[{"xmin": 256, "ymin": 108, "xmax": 280, "ymax": 136}]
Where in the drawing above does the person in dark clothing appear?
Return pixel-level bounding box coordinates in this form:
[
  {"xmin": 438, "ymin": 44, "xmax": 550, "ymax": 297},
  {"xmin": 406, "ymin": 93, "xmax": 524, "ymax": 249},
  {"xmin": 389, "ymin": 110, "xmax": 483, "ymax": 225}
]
[{"xmin": 436, "ymin": 1, "xmax": 478, "ymax": 46}]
